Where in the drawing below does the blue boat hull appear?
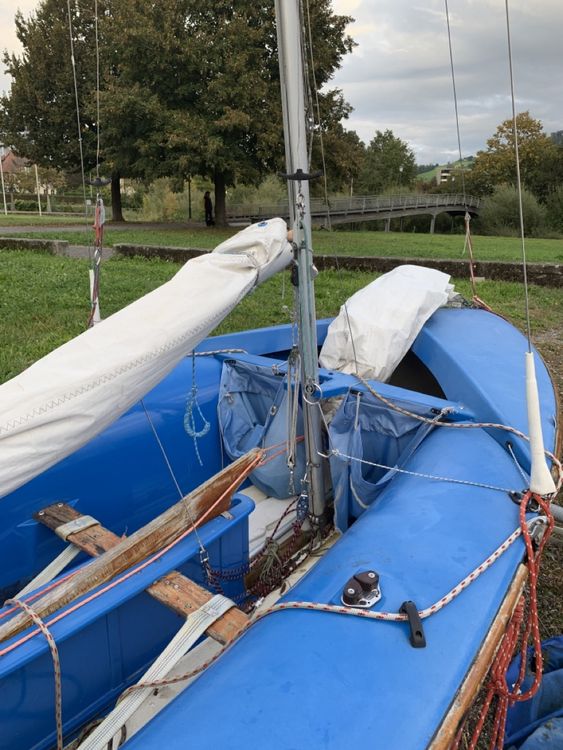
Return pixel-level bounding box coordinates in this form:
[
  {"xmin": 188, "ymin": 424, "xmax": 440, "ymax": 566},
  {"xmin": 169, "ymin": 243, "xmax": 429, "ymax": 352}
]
[{"xmin": 0, "ymin": 307, "xmax": 557, "ymax": 749}]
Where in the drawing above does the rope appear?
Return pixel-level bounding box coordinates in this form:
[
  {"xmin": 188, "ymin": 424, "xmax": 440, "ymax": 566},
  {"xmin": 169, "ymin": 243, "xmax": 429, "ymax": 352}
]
[
  {"xmin": 354, "ymin": 374, "xmax": 562, "ymax": 492},
  {"xmin": 455, "ymin": 492, "xmax": 554, "ymax": 750},
  {"xmin": 102, "ymin": 514, "xmax": 547, "ymax": 719},
  {"xmin": 5, "ymin": 598, "xmax": 63, "ymax": 750},
  {"xmin": 184, "ymin": 353, "xmax": 211, "ymax": 467}
]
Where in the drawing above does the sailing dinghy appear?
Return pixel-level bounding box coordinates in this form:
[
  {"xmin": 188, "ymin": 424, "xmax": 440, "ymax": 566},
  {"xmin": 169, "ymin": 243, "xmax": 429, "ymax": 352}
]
[{"xmin": 0, "ymin": 1, "xmax": 560, "ymax": 749}]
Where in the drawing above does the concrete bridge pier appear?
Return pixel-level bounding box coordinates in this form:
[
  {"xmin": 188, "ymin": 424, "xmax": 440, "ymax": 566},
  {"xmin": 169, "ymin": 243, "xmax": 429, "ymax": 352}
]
[
  {"xmin": 385, "ymin": 218, "xmax": 391, "ymax": 232},
  {"xmin": 429, "ymin": 211, "xmax": 439, "ymax": 234}
]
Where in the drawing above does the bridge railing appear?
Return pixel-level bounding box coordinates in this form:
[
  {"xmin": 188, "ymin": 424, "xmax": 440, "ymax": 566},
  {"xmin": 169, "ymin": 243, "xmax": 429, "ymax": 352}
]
[{"xmin": 227, "ymin": 193, "xmax": 481, "ymax": 219}]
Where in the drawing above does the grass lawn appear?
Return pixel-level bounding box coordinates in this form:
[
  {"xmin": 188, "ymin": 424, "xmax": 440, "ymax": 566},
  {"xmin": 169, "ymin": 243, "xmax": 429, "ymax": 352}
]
[
  {"xmin": 0, "ymin": 223, "xmax": 561, "ymax": 263},
  {"xmin": 0, "ymin": 213, "xmax": 89, "ymax": 226},
  {"xmin": 1, "ymin": 247, "xmax": 561, "ymax": 384}
]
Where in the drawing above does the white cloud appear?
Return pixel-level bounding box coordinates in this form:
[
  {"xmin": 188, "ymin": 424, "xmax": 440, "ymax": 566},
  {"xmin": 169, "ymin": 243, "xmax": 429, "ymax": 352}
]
[
  {"xmin": 2, "ymin": 1, "xmax": 562, "ymax": 164},
  {"xmin": 0, "ymin": 1, "xmax": 38, "ymax": 95},
  {"xmin": 331, "ymin": 0, "xmax": 563, "ymax": 161}
]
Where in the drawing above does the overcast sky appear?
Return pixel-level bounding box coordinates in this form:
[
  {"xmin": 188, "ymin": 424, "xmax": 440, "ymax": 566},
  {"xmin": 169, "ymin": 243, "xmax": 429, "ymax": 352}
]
[{"xmin": 1, "ymin": 0, "xmax": 562, "ymax": 164}]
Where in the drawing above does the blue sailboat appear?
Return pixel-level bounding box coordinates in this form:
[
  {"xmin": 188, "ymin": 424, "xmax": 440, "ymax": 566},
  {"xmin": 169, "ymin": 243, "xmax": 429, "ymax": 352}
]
[{"xmin": 0, "ymin": 2, "xmax": 559, "ymax": 749}]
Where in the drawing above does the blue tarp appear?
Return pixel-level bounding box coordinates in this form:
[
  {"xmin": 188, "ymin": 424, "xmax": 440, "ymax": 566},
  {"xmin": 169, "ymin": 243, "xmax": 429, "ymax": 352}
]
[
  {"xmin": 506, "ymin": 636, "xmax": 563, "ymax": 749},
  {"xmin": 218, "ymin": 360, "xmax": 306, "ymax": 498},
  {"xmin": 328, "ymin": 390, "xmax": 437, "ymax": 531}
]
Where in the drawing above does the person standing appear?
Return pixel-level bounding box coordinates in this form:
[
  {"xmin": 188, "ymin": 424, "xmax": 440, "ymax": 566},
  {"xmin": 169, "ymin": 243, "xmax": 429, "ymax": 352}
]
[{"xmin": 204, "ymin": 191, "xmax": 214, "ymax": 226}]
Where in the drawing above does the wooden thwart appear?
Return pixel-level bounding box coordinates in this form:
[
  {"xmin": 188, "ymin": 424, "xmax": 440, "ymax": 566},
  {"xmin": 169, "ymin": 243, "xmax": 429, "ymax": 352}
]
[
  {"xmin": 36, "ymin": 503, "xmax": 122, "ymax": 557},
  {"xmin": 35, "ymin": 505, "xmax": 248, "ymax": 645},
  {"xmin": 0, "ymin": 450, "xmax": 260, "ymax": 643}
]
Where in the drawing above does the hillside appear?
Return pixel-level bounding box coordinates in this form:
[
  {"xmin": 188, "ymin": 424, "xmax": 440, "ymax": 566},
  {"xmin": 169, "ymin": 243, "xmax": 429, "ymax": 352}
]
[{"xmin": 417, "ymin": 157, "xmax": 475, "ymax": 182}]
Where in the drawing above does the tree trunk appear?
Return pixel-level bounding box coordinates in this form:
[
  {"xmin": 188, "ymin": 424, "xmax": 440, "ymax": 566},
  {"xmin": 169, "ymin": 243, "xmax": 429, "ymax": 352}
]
[
  {"xmin": 214, "ymin": 171, "xmax": 227, "ymax": 227},
  {"xmin": 110, "ymin": 173, "xmax": 124, "ymax": 222}
]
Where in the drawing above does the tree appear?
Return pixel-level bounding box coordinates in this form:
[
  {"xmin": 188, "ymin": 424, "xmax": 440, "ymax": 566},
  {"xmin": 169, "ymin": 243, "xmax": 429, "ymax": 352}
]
[
  {"xmin": 0, "ymin": 1, "xmax": 128, "ymax": 220},
  {"xmin": 468, "ymin": 112, "xmax": 561, "ymax": 200},
  {"xmin": 102, "ymin": 0, "xmax": 355, "ymax": 224},
  {"xmin": 2, "ymin": 0, "xmax": 355, "ymax": 225},
  {"xmin": 356, "ymin": 130, "xmax": 416, "ymax": 194}
]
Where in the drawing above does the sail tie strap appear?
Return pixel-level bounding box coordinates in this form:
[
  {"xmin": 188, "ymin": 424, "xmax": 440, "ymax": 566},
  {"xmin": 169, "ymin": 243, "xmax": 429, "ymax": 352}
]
[
  {"xmin": 75, "ymin": 595, "xmax": 234, "ymax": 750},
  {"xmin": 5, "ymin": 597, "xmax": 64, "ymax": 750},
  {"xmin": 15, "ymin": 545, "xmax": 81, "ymax": 598}
]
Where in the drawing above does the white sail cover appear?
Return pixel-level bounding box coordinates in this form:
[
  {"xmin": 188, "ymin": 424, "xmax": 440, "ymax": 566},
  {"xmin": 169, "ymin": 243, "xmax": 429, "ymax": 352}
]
[
  {"xmin": 0, "ymin": 219, "xmax": 292, "ymax": 499},
  {"xmin": 319, "ymin": 265, "xmax": 453, "ymax": 383}
]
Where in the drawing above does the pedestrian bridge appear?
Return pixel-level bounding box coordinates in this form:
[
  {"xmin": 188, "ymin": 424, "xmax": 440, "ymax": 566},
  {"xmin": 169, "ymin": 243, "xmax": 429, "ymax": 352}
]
[{"xmin": 227, "ymin": 193, "xmax": 481, "ymax": 232}]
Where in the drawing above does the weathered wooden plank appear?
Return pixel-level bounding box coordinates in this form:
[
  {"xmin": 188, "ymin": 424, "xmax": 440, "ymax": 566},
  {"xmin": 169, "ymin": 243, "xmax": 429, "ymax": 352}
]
[
  {"xmin": 428, "ymin": 564, "xmax": 528, "ymax": 750},
  {"xmin": 150, "ymin": 572, "xmax": 248, "ymax": 645},
  {"xmin": 33, "ymin": 507, "xmax": 248, "ymax": 645},
  {"xmin": 38, "ymin": 508, "xmax": 248, "ymax": 644},
  {"xmin": 36, "ymin": 504, "xmax": 122, "ymax": 557},
  {"xmin": 0, "ymin": 449, "xmax": 261, "ymax": 642}
]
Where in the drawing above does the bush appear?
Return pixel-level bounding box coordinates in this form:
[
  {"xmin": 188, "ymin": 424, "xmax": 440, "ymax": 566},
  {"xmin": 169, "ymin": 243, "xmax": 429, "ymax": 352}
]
[
  {"xmin": 14, "ymin": 200, "xmax": 43, "ymax": 211},
  {"xmin": 545, "ymin": 186, "xmax": 563, "ymax": 233},
  {"xmin": 479, "ymin": 185, "xmax": 546, "ymax": 236}
]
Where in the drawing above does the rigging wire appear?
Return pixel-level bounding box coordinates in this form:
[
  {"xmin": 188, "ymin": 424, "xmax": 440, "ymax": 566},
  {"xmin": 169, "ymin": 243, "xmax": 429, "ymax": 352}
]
[
  {"xmin": 66, "ymin": 0, "xmax": 88, "ymax": 215},
  {"xmin": 94, "ymin": 0, "xmax": 101, "ymax": 179},
  {"xmin": 504, "ymin": 0, "xmax": 533, "ymax": 352},
  {"xmin": 140, "ymin": 399, "xmax": 208, "ymax": 558},
  {"xmin": 302, "ymin": 0, "xmax": 358, "ymax": 371},
  {"xmin": 303, "ymin": 0, "xmax": 332, "ymax": 229},
  {"xmin": 444, "ymin": 0, "xmax": 468, "ymax": 208},
  {"xmin": 444, "ymin": 0, "xmax": 481, "ymax": 300}
]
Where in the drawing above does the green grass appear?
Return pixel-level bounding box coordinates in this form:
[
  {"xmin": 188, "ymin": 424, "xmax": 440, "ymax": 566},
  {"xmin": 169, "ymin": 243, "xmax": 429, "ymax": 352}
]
[
  {"xmin": 1, "ymin": 248, "xmax": 561, "ymax": 384},
  {"xmin": 1, "ymin": 225, "xmax": 562, "ymax": 263},
  {"xmin": 0, "ymin": 213, "xmax": 89, "ymax": 226}
]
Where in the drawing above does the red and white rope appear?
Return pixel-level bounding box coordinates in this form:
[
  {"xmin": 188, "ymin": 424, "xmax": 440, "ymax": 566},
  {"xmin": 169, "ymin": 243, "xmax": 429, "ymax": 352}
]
[{"xmin": 5, "ymin": 597, "xmax": 63, "ymax": 750}]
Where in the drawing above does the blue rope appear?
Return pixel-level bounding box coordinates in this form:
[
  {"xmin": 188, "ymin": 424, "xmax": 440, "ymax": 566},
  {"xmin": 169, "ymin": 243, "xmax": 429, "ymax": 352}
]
[{"xmin": 184, "ymin": 353, "xmax": 210, "ymax": 466}]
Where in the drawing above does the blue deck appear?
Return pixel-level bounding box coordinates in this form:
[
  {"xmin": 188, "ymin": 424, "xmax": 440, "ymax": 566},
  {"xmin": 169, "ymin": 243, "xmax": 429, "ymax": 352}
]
[
  {"xmin": 0, "ymin": 306, "xmax": 557, "ymax": 750},
  {"xmin": 124, "ymin": 308, "xmax": 557, "ymax": 749}
]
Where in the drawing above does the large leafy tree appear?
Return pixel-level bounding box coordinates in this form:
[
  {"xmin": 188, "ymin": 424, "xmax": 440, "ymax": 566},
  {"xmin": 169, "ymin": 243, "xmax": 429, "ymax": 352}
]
[
  {"xmin": 1, "ymin": 0, "xmax": 355, "ymax": 225},
  {"xmin": 467, "ymin": 112, "xmax": 563, "ymax": 200},
  {"xmin": 103, "ymin": 0, "xmax": 355, "ymax": 223},
  {"xmin": 356, "ymin": 130, "xmax": 416, "ymax": 194},
  {"xmin": 0, "ymin": 0, "xmax": 127, "ymax": 218}
]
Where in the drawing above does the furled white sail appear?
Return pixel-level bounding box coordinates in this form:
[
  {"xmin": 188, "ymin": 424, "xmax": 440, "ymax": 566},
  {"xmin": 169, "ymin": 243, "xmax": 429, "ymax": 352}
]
[
  {"xmin": 0, "ymin": 219, "xmax": 292, "ymax": 499},
  {"xmin": 319, "ymin": 265, "xmax": 454, "ymax": 382}
]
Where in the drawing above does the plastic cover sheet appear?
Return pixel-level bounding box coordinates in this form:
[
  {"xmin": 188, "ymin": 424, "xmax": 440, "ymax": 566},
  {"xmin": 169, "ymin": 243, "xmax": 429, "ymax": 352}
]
[
  {"xmin": 0, "ymin": 219, "xmax": 292, "ymax": 499},
  {"xmin": 319, "ymin": 264, "xmax": 453, "ymax": 382}
]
